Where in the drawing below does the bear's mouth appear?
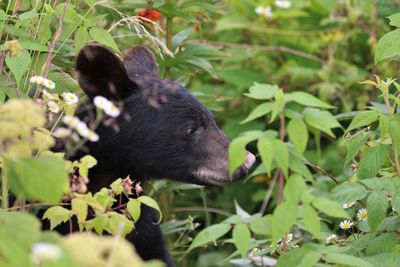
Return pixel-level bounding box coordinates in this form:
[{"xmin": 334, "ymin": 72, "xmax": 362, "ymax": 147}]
[{"xmin": 192, "ymin": 152, "xmax": 256, "ymax": 186}]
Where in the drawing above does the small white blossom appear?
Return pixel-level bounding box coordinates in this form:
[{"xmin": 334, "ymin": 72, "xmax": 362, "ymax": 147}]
[
  {"xmin": 93, "ymin": 95, "xmax": 121, "ymax": 117},
  {"xmin": 47, "ymin": 101, "xmax": 60, "ymax": 113},
  {"xmin": 52, "ymin": 127, "xmax": 71, "ymax": 139},
  {"xmin": 326, "ymin": 234, "xmax": 337, "ymax": 244},
  {"xmin": 275, "ymin": 0, "xmax": 292, "ymax": 8},
  {"xmin": 356, "ymin": 208, "xmax": 368, "ymax": 221},
  {"xmin": 62, "ymin": 115, "xmax": 80, "ymax": 128},
  {"xmin": 255, "ymin": 6, "xmax": 272, "ymax": 17},
  {"xmin": 76, "ymin": 121, "xmax": 90, "ymax": 136},
  {"xmin": 41, "ymin": 89, "xmax": 54, "ymax": 100},
  {"xmin": 31, "ymin": 242, "xmax": 61, "ymax": 264},
  {"xmin": 86, "ymin": 130, "xmax": 99, "ymax": 142},
  {"xmin": 339, "ymin": 220, "xmax": 354, "ymax": 230},
  {"xmin": 30, "ymin": 75, "xmax": 56, "ymax": 89},
  {"xmin": 62, "ymin": 92, "xmax": 79, "ymax": 105},
  {"xmin": 342, "ymin": 202, "xmax": 356, "ymax": 209},
  {"xmin": 279, "ymin": 233, "xmax": 293, "ymax": 244}
]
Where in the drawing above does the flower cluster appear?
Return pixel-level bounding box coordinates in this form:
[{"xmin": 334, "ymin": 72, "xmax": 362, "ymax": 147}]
[
  {"xmin": 93, "ymin": 96, "xmax": 121, "ymax": 117},
  {"xmin": 30, "ymin": 75, "xmax": 56, "ymax": 90},
  {"xmin": 255, "ymin": 0, "xmax": 291, "ymax": 17},
  {"xmin": 62, "ymin": 115, "xmax": 99, "ymax": 142}
]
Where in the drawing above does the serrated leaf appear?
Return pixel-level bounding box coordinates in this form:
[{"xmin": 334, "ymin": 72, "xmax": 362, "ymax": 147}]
[
  {"xmin": 19, "ymin": 39, "xmax": 48, "ymax": 51},
  {"xmin": 312, "ymin": 197, "xmax": 350, "ymax": 219},
  {"xmin": 72, "ymin": 198, "xmax": 88, "ymax": 225},
  {"xmin": 270, "ymin": 90, "xmax": 285, "ymax": 122},
  {"xmin": 324, "ymin": 253, "xmax": 374, "ymax": 267},
  {"xmin": 233, "ymin": 224, "xmax": 251, "ymax": 258},
  {"xmin": 358, "ymin": 145, "xmax": 389, "ymax": 179},
  {"xmin": 43, "ymin": 206, "xmax": 74, "ymax": 229},
  {"xmin": 229, "ymin": 135, "xmax": 257, "ymax": 176},
  {"xmin": 137, "ymin": 196, "xmax": 162, "ymax": 223},
  {"xmin": 75, "ymin": 26, "xmax": 89, "ymax": 52},
  {"xmin": 257, "ymin": 137, "xmax": 273, "ymax": 175},
  {"xmin": 345, "ymin": 132, "xmax": 369, "ymax": 166},
  {"xmin": 79, "ymin": 155, "xmax": 97, "ymax": 168},
  {"xmin": 388, "ymin": 13, "xmax": 400, "ymax": 27},
  {"xmin": 249, "ymin": 215, "xmax": 272, "ymax": 235},
  {"xmin": 89, "ymin": 27, "xmax": 120, "ymax": 53},
  {"xmin": 244, "ymin": 83, "xmax": 279, "ymax": 100},
  {"xmin": 367, "ymin": 191, "xmax": 388, "ymax": 232},
  {"xmin": 287, "ymin": 119, "xmax": 308, "ymax": 154},
  {"xmin": 127, "ymin": 199, "xmax": 141, "ymax": 222},
  {"xmin": 241, "ymin": 102, "xmax": 272, "ymax": 124},
  {"xmin": 272, "ymin": 139, "xmax": 289, "ymax": 177},
  {"xmin": 301, "ymin": 204, "xmax": 321, "ymax": 239},
  {"xmin": 303, "ymin": 107, "xmax": 340, "ymax": 137},
  {"xmin": 375, "ymin": 29, "xmax": 400, "ymax": 63},
  {"xmin": 347, "ymin": 111, "xmax": 380, "ymax": 132},
  {"xmin": 272, "ymin": 202, "xmax": 298, "ymax": 242},
  {"xmin": 187, "ymin": 223, "xmax": 231, "ymax": 252},
  {"xmin": 5, "ymin": 49, "xmax": 31, "ymax": 89},
  {"xmin": 110, "ymin": 178, "xmax": 123, "ymax": 195},
  {"xmin": 108, "ymin": 213, "xmax": 134, "ymax": 236},
  {"xmin": 365, "ymin": 233, "xmax": 396, "ymax": 256},
  {"xmin": 331, "ymin": 183, "xmax": 367, "ymax": 204},
  {"xmin": 284, "ymin": 174, "xmax": 307, "ymax": 204},
  {"xmin": 291, "ymin": 91, "xmax": 334, "ymax": 109}
]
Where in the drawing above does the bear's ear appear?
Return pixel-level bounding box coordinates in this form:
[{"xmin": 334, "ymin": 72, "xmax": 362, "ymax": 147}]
[
  {"xmin": 123, "ymin": 46, "xmax": 159, "ymax": 80},
  {"xmin": 76, "ymin": 44, "xmax": 134, "ymax": 100}
]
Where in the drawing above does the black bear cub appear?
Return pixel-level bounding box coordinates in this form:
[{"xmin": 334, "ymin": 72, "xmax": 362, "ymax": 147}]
[{"xmin": 73, "ymin": 44, "xmax": 256, "ymax": 266}]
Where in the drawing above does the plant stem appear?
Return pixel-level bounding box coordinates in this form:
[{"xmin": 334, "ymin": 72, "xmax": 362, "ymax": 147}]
[
  {"xmin": 164, "ymin": 0, "xmax": 173, "ymax": 78},
  {"xmin": 200, "ymin": 188, "xmax": 210, "ymax": 227},
  {"xmin": 1, "ymin": 166, "xmax": 9, "ymax": 209}
]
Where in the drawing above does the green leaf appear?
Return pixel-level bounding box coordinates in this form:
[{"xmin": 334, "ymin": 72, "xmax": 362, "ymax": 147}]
[
  {"xmin": 187, "ymin": 223, "xmax": 231, "ymax": 252},
  {"xmin": 272, "ymin": 139, "xmax": 289, "ymax": 177},
  {"xmin": 244, "ymin": 83, "xmax": 279, "ymax": 100},
  {"xmin": 249, "ymin": 215, "xmax": 272, "ymax": 235},
  {"xmin": 232, "ymin": 223, "xmax": 251, "ymax": 258},
  {"xmin": 287, "ymin": 119, "xmax": 308, "ymax": 154},
  {"xmin": 108, "ymin": 213, "xmax": 134, "ymax": 236},
  {"xmin": 358, "ymin": 145, "xmax": 389, "ymax": 179},
  {"xmin": 344, "ymin": 132, "xmax": 369, "ymax": 166},
  {"xmin": 7, "ymin": 155, "xmax": 69, "ymax": 204},
  {"xmin": 75, "ymin": 26, "xmax": 89, "ymax": 52},
  {"xmin": 392, "ymin": 195, "xmax": 400, "ymax": 214},
  {"xmin": 80, "ymin": 155, "xmax": 97, "ymax": 168},
  {"xmin": 72, "ymin": 198, "xmax": 88, "ymax": 224},
  {"xmin": 389, "ymin": 115, "xmax": 400, "ymax": 155},
  {"xmin": 301, "ymin": 204, "xmax": 321, "ymax": 239},
  {"xmin": 303, "ymin": 107, "xmax": 340, "ymax": 137},
  {"xmin": 299, "ymin": 251, "xmax": 321, "ymax": 267},
  {"xmin": 270, "ymin": 90, "xmax": 285, "ymax": 122},
  {"xmin": 276, "ymin": 248, "xmax": 308, "ymax": 267},
  {"xmin": 257, "ymin": 137, "xmax": 273, "ymax": 175},
  {"xmin": 364, "ymin": 253, "xmax": 400, "ymax": 267},
  {"xmin": 291, "ymin": 91, "xmax": 334, "ymax": 109},
  {"xmin": 89, "ymin": 27, "xmax": 120, "ymax": 53},
  {"xmin": 312, "ymin": 197, "xmax": 350, "ymax": 219},
  {"xmin": 5, "ymin": 49, "xmax": 31, "ymax": 89},
  {"xmin": 380, "ymin": 115, "xmax": 390, "ymax": 139},
  {"xmin": 347, "ymin": 111, "xmax": 380, "ymax": 132},
  {"xmin": 186, "ymin": 57, "xmax": 217, "ymax": 77},
  {"xmin": 331, "ymin": 183, "xmax": 367, "ymax": 204},
  {"xmin": 365, "ymin": 233, "xmax": 396, "ymax": 256},
  {"xmin": 43, "ymin": 206, "xmax": 74, "ymax": 229},
  {"xmin": 367, "ymin": 191, "xmax": 388, "ymax": 232},
  {"xmin": 110, "ymin": 178, "xmax": 123, "ymax": 195},
  {"xmin": 375, "ymin": 29, "xmax": 400, "ymax": 63},
  {"xmin": 284, "ymin": 174, "xmax": 307, "ymax": 204},
  {"xmin": 272, "ymin": 202, "xmax": 298, "ymax": 242},
  {"xmin": 19, "ymin": 39, "xmax": 48, "ymax": 51},
  {"xmin": 127, "ymin": 199, "xmax": 141, "ymax": 222},
  {"xmin": 388, "ymin": 13, "xmax": 400, "ymax": 27},
  {"xmin": 241, "ymin": 103, "xmax": 272, "ymax": 124},
  {"xmin": 229, "ymin": 135, "xmax": 257, "ymax": 176},
  {"xmin": 324, "ymin": 253, "xmax": 373, "ymax": 267},
  {"xmin": 137, "ymin": 196, "xmax": 162, "ymax": 223}
]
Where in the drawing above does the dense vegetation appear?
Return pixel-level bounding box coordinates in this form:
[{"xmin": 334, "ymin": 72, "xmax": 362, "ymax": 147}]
[{"xmin": 1, "ymin": 0, "xmax": 400, "ymax": 266}]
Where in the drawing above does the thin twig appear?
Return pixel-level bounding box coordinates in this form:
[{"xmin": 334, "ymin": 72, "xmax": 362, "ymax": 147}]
[
  {"xmin": 185, "ymin": 40, "xmax": 326, "ymax": 64},
  {"xmin": 173, "ymin": 207, "xmax": 232, "ymax": 217},
  {"xmin": 259, "ymin": 169, "xmax": 279, "ymax": 214},
  {"xmin": 306, "ymin": 162, "xmax": 340, "ymax": 184},
  {"xmin": 34, "ymin": 0, "xmax": 71, "ymax": 100}
]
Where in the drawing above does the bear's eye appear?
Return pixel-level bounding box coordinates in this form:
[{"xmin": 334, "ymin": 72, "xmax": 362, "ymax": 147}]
[{"xmin": 185, "ymin": 127, "xmax": 197, "ymax": 136}]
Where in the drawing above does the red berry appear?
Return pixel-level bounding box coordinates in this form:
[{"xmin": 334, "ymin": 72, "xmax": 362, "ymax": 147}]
[{"xmin": 137, "ymin": 9, "xmax": 162, "ymax": 21}]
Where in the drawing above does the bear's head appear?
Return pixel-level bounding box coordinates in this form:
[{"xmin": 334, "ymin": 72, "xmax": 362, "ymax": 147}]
[{"xmin": 75, "ymin": 44, "xmax": 255, "ymax": 188}]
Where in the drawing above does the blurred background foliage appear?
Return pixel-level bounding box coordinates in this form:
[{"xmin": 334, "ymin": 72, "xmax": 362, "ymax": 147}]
[{"xmin": 1, "ymin": 0, "xmax": 400, "ymax": 266}]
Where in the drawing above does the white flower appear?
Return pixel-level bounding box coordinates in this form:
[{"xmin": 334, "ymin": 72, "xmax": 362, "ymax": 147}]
[
  {"xmin": 62, "ymin": 92, "xmax": 79, "ymax": 105},
  {"xmin": 76, "ymin": 121, "xmax": 90, "ymax": 136},
  {"xmin": 41, "ymin": 89, "xmax": 54, "ymax": 100},
  {"xmin": 356, "ymin": 208, "xmax": 368, "ymax": 221},
  {"xmin": 62, "ymin": 115, "xmax": 80, "ymax": 128},
  {"xmin": 326, "ymin": 234, "xmax": 337, "ymax": 244},
  {"xmin": 275, "ymin": 0, "xmax": 291, "ymax": 8},
  {"xmin": 30, "ymin": 75, "xmax": 56, "ymax": 89},
  {"xmin": 279, "ymin": 233, "xmax": 293, "ymax": 244},
  {"xmin": 255, "ymin": 6, "xmax": 272, "ymax": 17},
  {"xmin": 47, "ymin": 101, "xmax": 60, "ymax": 113},
  {"xmin": 93, "ymin": 95, "xmax": 121, "ymax": 117},
  {"xmin": 339, "ymin": 220, "xmax": 354, "ymax": 230},
  {"xmin": 52, "ymin": 127, "xmax": 71, "ymax": 139},
  {"xmin": 86, "ymin": 130, "xmax": 99, "ymax": 142},
  {"xmin": 342, "ymin": 202, "xmax": 356, "ymax": 209},
  {"xmin": 31, "ymin": 242, "xmax": 61, "ymax": 264}
]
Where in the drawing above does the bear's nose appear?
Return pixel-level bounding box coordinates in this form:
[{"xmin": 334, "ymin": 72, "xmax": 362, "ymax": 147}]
[{"xmin": 232, "ymin": 151, "xmax": 256, "ymax": 180}]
